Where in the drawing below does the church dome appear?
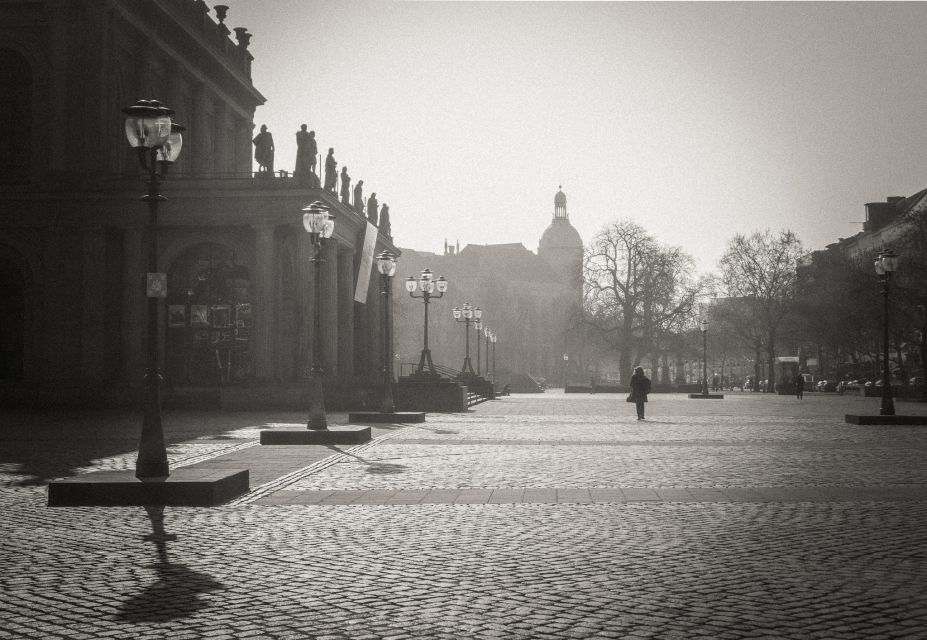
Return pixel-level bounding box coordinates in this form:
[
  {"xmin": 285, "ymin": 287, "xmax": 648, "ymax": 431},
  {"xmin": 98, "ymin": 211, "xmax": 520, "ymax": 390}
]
[
  {"xmin": 539, "ymin": 186, "xmax": 582, "ymax": 250},
  {"xmin": 539, "ymin": 218, "xmax": 583, "ymax": 250}
]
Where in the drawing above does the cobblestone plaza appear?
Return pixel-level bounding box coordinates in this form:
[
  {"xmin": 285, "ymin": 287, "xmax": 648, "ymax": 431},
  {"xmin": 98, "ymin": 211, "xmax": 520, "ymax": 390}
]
[{"xmin": 3, "ymin": 392, "xmax": 927, "ymax": 639}]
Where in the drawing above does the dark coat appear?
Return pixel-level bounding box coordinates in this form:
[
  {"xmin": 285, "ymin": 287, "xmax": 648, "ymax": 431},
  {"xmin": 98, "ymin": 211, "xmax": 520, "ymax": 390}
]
[{"xmin": 629, "ymin": 373, "xmax": 651, "ymax": 402}]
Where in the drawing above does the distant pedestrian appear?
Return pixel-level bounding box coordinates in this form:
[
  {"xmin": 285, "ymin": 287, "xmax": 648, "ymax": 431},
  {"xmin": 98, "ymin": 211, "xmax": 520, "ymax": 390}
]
[
  {"xmin": 627, "ymin": 366, "xmax": 651, "ymax": 420},
  {"xmin": 796, "ymin": 375, "xmax": 805, "ymax": 400}
]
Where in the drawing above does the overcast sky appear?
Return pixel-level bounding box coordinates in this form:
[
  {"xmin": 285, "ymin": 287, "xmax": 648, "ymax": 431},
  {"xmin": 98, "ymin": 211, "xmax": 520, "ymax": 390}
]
[{"xmin": 226, "ymin": 1, "xmax": 927, "ymax": 271}]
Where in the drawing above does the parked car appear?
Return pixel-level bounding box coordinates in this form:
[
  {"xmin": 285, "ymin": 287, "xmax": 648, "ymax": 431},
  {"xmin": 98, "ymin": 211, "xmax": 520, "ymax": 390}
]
[{"xmin": 815, "ymin": 380, "xmax": 837, "ymax": 392}]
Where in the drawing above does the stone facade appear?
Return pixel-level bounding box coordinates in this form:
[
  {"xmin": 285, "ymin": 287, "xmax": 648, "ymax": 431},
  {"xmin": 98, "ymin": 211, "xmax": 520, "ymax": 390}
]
[{"xmin": 0, "ymin": 1, "xmax": 398, "ymax": 407}]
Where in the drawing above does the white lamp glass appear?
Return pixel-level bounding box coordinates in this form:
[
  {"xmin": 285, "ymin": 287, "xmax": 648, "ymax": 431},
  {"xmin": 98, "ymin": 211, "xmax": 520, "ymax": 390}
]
[
  {"xmin": 156, "ymin": 130, "xmax": 183, "ymax": 163},
  {"xmin": 436, "ymin": 277, "xmax": 448, "ymax": 293},
  {"xmin": 881, "ymin": 250, "xmax": 898, "ymax": 272}
]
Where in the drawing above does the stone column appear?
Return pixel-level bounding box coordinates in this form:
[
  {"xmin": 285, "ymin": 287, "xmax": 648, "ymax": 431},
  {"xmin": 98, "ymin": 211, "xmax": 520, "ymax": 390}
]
[
  {"xmin": 322, "ymin": 241, "xmax": 339, "ymax": 377},
  {"xmin": 238, "ymin": 117, "xmax": 254, "ymax": 175},
  {"xmin": 366, "ymin": 265, "xmax": 382, "ymax": 385},
  {"xmin": 295, "ymin": 231, "xmax": 314, "ymax": 379},
  {"xmin": 80, "ymin": 226, "xmax": 107, "ymax": 382},
  {"xmin": 214, "ymin": 103, "xmax": 228, "ymax": 175},
  {"xmin": 191, "ymin": 84, "xmax": 211, "ymax": 176},
  {"xmin": 337, "ymin": 245, "xmax": 355, "ymax": 383},
  {"xmin": 253, "ymin": 224, "xmax": 276, "ymax": 380}
]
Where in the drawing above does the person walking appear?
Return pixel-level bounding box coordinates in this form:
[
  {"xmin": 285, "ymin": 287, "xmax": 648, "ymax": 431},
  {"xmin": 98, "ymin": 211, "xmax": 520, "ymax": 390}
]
[
  {"xmin": 628, "ymin": 366, "xmax": 651, "ymax": 420},
  {"xmin": 796, "ymin": 375, "xmax": 805, "ymax": 400}
]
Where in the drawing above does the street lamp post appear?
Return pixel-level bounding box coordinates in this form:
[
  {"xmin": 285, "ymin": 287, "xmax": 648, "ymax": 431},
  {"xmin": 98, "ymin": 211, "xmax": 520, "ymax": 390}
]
[
  {"xmin": 484, "ymin": 327, "xmax": 492, "ymax": 382},
  {"xmin": 875, "ymin": 249, "xmax": 899, "ymax": 416},
  {"xmin": 376, "ymin": 251, "xmax": 397, "ymax": 413},
  {"xmin": 919, "ymin": 304, "xmax": 927, "ymax": 403},
  {"xmin": 453, "ymin": 303, "xmax": 479, "ymax": 378},
  {"xmin": 700, "ymin": 319, "xmax": 709, "ymax": 396},
  {"xmin": 563, "ymin": 353, "xmax": 569, "ymax": 389},
  {"xmin": 490, "ymin": 332, "xmax": 497, "ymax": 382},
  {"xmin": 123, "ymin": 99, "xmax": 184, "ymax": 480},
  {"xmin": 302, "ymin": 201, "xmax": 335, "ymax": 429},
  {"xmin": 475, "ymin": 318, "xmax": 483, "ymax": 376},
  {"xmin": 406, "ymin": 269, "xmax": 448, "ymax": 377}
]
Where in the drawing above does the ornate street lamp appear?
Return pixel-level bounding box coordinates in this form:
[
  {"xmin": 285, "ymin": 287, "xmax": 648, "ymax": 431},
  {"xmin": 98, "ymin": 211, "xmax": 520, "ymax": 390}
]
[
  {"xmin": 406, "ymin": 269, "xmax": 448, "ymax": 377},
  {"xmin": 700, "ymin": 318, "xmax": 709, "ymax": 396},
  {"xmin": 302, "ymin": 200, "xmax": 335, "ymax": 429},
  {"xmin": 874, "ymin": 249, "xmax": 899, "ymax": 415},
  {"xmin": 376, "ymin": 250, "xmax": 397, "ymax": 413},
  {"xmin": 123, "ymin": 99, "xmax": 184, "ymax": 480},
  {"xmin": 453, "ymin": 303, "xmax": 479, "ymax": 379}
]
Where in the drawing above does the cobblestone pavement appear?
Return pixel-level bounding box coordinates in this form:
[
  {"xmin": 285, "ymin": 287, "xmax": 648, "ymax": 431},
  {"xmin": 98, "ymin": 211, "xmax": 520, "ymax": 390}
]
[{"xmin": 2, "ymin": 392, "xmax": 927, "ymax": 639}]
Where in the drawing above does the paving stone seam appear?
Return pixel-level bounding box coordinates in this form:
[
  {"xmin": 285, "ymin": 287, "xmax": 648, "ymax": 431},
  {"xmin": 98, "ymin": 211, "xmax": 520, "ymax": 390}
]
[
  {"xmin": 229, "ymin": 430, "xmax": 404, "ymax": 506},
  {"xmin": 169, "ymin": 440, "xmax": 260, "ymax": 468},
  {"xmin": 389, "ymin": 438, "xmax": 927, "ymax": 448},
  {"xmin": 253, "ymin": 485, "xmax": 927, "ymax": 505}
]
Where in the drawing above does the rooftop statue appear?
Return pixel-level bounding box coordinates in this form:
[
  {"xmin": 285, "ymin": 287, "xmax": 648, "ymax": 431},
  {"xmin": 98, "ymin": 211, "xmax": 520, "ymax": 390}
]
[
  {"xmin": 324, "ymin": 148, "xmax": 337, "ymax": 193},
  {"xmin": 367, "ymin": 192, "xmax": 378, "ymax": 225},
  {"xmin": 252, "ymin": 124, "xmax": 274, "ymax": 174},
  {"xmin": 340, "ymin": 167, "xmax": 351, "ymax": 205},
  {"xmin": 353, "ymin": 180, "xmax": 364, "ymax": 214},
  {"xmin": 379, "ymin": 203, "xmax": 391, "ymax": 236},
  {"xmin": 294, "ymin": 125, "xmax": 317, "ymax": 185}
]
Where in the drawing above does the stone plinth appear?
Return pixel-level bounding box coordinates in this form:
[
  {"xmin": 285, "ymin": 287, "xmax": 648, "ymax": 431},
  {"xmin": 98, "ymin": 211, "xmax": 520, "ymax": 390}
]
[
  {"xmin": 396, "ymin": 379, "xmax": 468, "ymax": 412},
  {"xmin": 47, "ymin": 468, "xmax": 249, "ymax": 507},
  {"xmin": 845, "ymin": 414, "xmax": 927, "ymax": 425},
  {"xmin": 348, "ymin": 412, "xmax": 426, "ymax": 424},
  {"xmin": 260, "ymin": 425, "xmax": 371, "ymax": 445},
  {"xmin": 688, "ymin": 393, "xmax": 725, "ymax": 399}
]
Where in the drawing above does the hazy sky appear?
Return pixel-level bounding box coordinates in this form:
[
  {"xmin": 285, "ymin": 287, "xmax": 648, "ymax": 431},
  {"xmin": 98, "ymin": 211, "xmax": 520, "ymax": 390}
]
[{"xmin": 226, "ymin": 1, "xmax": 927, "ymax": 270}]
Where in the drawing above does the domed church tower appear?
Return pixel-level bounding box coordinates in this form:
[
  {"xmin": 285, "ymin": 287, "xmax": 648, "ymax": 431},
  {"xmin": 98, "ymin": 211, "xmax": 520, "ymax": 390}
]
[{"xmin": 538, "ymin": 186, "xmax": 583, "ymax": 289}]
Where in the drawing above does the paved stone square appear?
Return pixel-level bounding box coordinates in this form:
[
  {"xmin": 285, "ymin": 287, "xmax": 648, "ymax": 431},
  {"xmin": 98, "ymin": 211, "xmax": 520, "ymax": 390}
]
[{"xmin": 2, "ymin": 392, "xmax": 927, "ymax": 639}]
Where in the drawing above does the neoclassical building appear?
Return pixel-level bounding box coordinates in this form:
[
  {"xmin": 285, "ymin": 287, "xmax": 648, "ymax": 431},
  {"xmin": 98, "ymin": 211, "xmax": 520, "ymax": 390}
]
[{"xmin": 0, "ymin": 0, "xmax": 398, "ymax": 407}]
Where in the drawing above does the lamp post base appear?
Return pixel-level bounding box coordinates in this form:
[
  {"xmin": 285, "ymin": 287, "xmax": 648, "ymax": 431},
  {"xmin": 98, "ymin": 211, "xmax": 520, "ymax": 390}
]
[
  {"xmin": 845, "ymin": 414, "xmax": 927, "ymax": 425},
  {"xmin": 48, "ymin": 468, "xmax": 249, "ymax": 507},
  {"xmin": 260, "ymin": 425, "xmax": 371, "ymax": 445}
]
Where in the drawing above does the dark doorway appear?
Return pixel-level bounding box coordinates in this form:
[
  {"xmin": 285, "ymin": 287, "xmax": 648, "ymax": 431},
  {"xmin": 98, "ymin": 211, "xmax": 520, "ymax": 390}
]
[{"xmin": 0, "ymin": 251, "xmax": 24, "ymax": 380}]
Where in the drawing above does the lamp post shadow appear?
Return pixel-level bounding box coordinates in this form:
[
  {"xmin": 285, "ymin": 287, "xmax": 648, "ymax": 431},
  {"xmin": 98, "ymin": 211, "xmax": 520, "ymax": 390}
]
[{"xmin": 116, "ymin": 506, "xmax": 226, "ymax": 623}]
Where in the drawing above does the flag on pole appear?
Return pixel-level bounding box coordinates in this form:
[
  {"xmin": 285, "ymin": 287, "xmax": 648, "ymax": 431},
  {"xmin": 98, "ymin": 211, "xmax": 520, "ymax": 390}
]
[{"xmin": 354, "ymin": 220, "xmax": 378, "ymax": 303}]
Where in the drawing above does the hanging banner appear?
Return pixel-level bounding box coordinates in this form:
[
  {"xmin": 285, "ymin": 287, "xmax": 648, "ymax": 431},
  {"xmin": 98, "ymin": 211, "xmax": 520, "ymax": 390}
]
[{"xmin": 354, "ymin": 221, "xmax": 378, "ymax": 303}]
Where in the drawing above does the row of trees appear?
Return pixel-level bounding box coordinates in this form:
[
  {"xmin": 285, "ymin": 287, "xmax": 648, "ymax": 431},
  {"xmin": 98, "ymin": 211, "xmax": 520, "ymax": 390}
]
[{"xmin": 580, "ymin": 210, "xmax": 927, "ymax": 387}]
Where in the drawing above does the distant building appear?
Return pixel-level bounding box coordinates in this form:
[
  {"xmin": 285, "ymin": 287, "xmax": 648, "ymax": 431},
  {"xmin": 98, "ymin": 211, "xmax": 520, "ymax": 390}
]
[
  {"xmin": 0, "ymin": 1, "xmax": 398, "ymax": 407},
  {"xmin": 802, "ymin": 191, "xmax": 927, "ymax": 267},
  {"xmin": 395, "ymin": 188, "xmax": 583, "ymax": 384},
  {"xmin": 797, "ymin": 190, "xmax": 927, "ymax": 381}
]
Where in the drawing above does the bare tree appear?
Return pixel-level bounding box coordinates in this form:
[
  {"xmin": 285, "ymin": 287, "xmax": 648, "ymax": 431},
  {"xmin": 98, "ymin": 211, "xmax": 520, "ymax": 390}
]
[
  {"xmin": 582, "ymin": 219, "xmax": 704, "ymax": 382},
  {"xmin": 718, "ymin": 229, "xmax": 803, "ymax": 392}
]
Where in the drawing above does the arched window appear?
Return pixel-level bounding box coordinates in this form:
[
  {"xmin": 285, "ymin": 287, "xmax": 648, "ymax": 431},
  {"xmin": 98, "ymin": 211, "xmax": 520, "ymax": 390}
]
[{"xmin": 0, "ymin": 49, "xmax": 32, "ymax": 184}]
